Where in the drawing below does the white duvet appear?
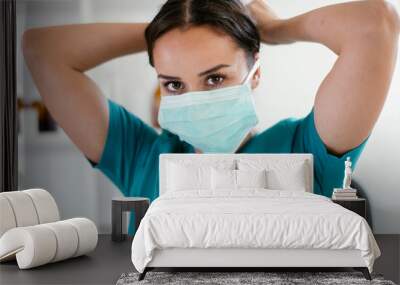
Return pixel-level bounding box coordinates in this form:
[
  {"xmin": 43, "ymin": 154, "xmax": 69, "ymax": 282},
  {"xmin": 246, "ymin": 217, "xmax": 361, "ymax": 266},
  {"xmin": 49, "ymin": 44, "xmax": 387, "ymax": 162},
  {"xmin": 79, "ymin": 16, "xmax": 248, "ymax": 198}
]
[{"xmin": 131, "ymin": 189, "xmax": 380, "ymax": 273}]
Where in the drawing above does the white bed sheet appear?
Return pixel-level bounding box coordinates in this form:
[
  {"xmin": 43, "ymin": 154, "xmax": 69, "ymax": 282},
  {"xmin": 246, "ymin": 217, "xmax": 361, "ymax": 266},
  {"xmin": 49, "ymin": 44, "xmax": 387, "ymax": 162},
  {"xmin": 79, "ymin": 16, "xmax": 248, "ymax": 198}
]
[{"xmin": 131, "ymin": 189, "xmax": 380, "ymax": 273}]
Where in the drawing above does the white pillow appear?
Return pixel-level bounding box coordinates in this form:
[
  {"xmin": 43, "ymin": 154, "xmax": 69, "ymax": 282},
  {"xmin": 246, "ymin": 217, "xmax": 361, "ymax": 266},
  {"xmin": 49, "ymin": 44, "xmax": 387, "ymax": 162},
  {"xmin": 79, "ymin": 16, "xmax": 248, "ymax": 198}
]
[
  {"xmin": 237, "ymin": 159, "xmax": 309, "ymax": 192},
  {"xmin": 166, "ymin": 159, "xmax": 236, "ymax": 192},
  {"xmin": 211, "ymin": 168, "xmax": 236, "ymax": 190},
  {"xmin": 211, "ymin": 168, "xmax": 268, "ymax": 190},
  {"xmin": 266, "ymin": 163, "xmax": 307, "ymax": 191},
  {"xmin": 236, "ymin": 169, "xmax": 267, "ymax": 188},
  {"xmin": 166, "ymin": 162, "xmax": 211, "ymax": 191}
]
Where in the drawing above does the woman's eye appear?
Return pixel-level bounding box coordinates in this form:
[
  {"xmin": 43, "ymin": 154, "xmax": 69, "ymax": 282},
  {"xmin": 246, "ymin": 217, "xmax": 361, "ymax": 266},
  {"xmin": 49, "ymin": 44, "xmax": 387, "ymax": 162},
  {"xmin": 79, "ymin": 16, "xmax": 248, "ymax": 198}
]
[
  {"xmin": 163, "ymin": 81, "xmax": 183, "ymax": 93},
  {"xmin": 207, "ymin": 74, "xmax": 225, "ymax": 86}
]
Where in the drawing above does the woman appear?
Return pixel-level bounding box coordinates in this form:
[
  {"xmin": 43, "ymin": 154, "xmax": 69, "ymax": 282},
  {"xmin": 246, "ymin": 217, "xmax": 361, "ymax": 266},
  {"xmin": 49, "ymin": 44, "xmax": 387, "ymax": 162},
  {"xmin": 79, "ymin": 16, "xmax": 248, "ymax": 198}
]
[{"xmin": 23, "ymin": 0, "xmax": 399, "ymax": 235}]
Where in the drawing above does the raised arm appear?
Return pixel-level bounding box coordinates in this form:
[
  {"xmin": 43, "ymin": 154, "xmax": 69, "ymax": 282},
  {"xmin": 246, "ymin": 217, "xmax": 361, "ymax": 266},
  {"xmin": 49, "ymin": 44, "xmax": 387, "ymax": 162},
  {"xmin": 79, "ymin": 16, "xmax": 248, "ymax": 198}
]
[
  {"xmin": 22, "ymin": 23, "xmax": 148, "ymax": 163},
  {"xmin": 247, "ymin": 0, "xmax": 400, "ymax": 155}
]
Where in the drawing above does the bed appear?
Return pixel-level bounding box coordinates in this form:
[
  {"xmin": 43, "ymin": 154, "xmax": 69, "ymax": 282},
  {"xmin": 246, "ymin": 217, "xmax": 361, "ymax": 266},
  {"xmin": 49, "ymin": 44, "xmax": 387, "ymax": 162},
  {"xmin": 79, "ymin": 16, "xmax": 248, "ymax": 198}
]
[{"xmin": 131, "ymin": 153, "xmax": 380, "ymax": 281}]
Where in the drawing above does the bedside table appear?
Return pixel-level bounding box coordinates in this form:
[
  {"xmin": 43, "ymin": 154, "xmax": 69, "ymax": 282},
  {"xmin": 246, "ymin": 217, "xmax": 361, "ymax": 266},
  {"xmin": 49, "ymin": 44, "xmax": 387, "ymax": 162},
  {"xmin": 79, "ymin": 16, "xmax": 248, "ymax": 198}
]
[
  {"xmin": 112, "ymin": 197, "xmax": 150, "ymax": 242},
  {"xmin": 332, "ymin": 198, "xmax": 366, "ymax": 219}
]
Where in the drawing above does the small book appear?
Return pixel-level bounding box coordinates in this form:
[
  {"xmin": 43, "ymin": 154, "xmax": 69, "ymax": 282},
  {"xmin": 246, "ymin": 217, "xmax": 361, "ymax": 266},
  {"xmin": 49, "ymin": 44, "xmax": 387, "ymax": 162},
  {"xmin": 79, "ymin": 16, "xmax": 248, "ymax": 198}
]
[
  {"xmin": 332, "ymin": 194, "xmax": 358, "ymax": 200},
  {"xmin": 333, "ymin": 188, "xmax": 357, "ymax": 193},
  {"xmin": 333, "ymin": 192, "xmax": 357, "ymax": 197}
]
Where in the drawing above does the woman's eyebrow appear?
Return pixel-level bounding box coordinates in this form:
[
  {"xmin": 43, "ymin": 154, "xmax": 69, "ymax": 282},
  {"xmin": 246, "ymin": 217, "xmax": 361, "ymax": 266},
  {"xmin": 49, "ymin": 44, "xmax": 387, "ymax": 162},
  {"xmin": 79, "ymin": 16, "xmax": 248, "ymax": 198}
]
[
  {"xmin": 157, "ymin": 74, "xmax": 180, "ymax": 80},
  {"xmin": 157, "ymin": 64, "xmax": 230, "ymax": 80},
  {"xmin": 198, "ymin": 64, "xmax": 230, "ymax": 76}
]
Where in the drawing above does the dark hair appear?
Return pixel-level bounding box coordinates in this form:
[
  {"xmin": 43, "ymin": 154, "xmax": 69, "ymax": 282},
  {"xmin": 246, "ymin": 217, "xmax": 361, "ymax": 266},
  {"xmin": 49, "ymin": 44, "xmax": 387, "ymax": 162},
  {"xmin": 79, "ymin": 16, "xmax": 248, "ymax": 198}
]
[{"xmin": 145, "ymin": 0, "xmax": 261, "ymax": 69}]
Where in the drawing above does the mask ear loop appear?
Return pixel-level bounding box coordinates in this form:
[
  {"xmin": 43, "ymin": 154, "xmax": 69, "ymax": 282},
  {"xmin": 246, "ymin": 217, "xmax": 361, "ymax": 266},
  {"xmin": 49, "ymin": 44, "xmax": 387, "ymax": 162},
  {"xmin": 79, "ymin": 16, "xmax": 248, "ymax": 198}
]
[
  {"xmin": 242, "ymin": 58, "xmax": 261, "ymax": 85},
  {"xmin": 242, "ymin": 59, "xmax": 261, "ymax": 123},
  {"xmin": 230, "ymin": 59, "xmax": 260, "ymax": 153}
]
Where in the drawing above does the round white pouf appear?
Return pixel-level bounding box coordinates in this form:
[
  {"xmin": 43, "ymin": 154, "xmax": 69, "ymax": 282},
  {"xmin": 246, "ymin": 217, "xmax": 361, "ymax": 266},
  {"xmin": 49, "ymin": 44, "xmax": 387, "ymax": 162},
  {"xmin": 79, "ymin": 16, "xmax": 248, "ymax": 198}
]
[
  {"xmin": 0, "ymin": 191, "xmax": 39, "ymax": 227},
  {"xmin": 23, "ymin": 188, "xmax": 60, "ymax": 224},
  {"xmin": 0, "ymin": 225, "xmax": 57, "ymax": 269},
  {"xmin": 0, "ymin": 218, "xmax": 98, "ymax": 269},
  {"xmin": 64, "ymin": 218, "xmax": 98, "ymax": 257},
  {"xmin": 42, "ymin": 220, "xmax": 79, "ymax": 262},
  {"xmin": 0, "ymin": 195, "xmax": 17, "ymax": 237}
]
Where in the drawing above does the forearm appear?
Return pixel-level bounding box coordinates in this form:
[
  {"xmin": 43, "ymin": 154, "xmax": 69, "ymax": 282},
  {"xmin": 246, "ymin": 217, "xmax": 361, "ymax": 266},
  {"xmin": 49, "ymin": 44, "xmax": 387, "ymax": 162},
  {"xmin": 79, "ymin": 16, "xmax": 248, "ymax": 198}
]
[
  {"xmin": 254, "ymin": 0, "xmax": 399, "ymax": 55},
  {"xmin": 23, "ymin": 23, "xmax": 148, "ymax": 71}
]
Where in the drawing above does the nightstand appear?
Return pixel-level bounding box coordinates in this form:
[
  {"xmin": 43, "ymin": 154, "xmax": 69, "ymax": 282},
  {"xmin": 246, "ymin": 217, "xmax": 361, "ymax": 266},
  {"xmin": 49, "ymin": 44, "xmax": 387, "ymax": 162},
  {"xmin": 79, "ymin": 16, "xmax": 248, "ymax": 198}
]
[
  {"xmin": 112, "ymin": 197, "xmax": 150, "ymax": 242},
  {"xmin": 332, "ymin": 198, "xmax": 366, "ymax": 219}
]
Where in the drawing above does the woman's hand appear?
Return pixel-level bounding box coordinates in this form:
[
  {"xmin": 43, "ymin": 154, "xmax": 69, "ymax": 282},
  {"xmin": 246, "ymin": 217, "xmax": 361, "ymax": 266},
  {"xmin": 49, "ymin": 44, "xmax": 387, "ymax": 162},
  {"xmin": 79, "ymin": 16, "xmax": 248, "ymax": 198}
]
[
  {"xmin": 244, "ymin": 0, "xmax": 400, "ymax": 156},
  {"xmin": 244, "ymin": 0, "xmax": 290, "ymax": 45}
]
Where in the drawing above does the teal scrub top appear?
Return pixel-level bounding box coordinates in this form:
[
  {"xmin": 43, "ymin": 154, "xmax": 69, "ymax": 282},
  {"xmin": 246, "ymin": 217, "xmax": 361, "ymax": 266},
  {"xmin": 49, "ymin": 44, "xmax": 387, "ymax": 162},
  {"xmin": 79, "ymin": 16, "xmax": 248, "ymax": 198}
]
[{"xmin": 86, "ymin": 98, "xmax": 369, "ymax": 235}]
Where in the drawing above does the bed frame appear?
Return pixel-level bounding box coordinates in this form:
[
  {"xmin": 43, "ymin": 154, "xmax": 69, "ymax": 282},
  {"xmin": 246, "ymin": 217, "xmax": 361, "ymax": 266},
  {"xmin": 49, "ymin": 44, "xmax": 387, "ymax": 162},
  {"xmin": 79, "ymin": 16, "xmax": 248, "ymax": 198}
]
[
  {"xmin": 138, "ymin": 154, "xmax": 372, "ymax": 281},
  {"xmin": 140, "ymin": 248, "xmax": 371, "ymax": 280}
]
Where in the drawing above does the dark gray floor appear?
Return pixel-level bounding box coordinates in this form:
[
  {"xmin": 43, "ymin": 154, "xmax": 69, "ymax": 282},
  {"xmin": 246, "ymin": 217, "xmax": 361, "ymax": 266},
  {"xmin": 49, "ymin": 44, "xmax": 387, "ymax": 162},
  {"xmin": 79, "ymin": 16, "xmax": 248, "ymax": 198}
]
[
  {"xmin": 374, "ymin": 234, "xmax": 400, "ymax": 284},
  {"xmin": 0, "ymin": 234, "xmax": 398, "ymax": 285}
]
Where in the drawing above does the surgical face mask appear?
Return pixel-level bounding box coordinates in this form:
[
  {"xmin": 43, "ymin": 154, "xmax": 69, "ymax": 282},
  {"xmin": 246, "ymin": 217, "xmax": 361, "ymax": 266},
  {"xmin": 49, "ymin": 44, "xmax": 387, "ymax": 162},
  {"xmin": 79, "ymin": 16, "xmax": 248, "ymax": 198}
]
[{"xmin": 158, "ymin": 59, "xmax": 260, "ymax": 153}]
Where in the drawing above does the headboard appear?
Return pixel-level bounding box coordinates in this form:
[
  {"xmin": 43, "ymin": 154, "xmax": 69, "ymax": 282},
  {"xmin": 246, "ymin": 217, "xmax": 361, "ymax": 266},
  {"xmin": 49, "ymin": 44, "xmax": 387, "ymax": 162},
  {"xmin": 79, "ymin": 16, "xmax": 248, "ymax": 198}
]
[{"xmin": 159, "ymin": 153, "xmax": 314, "ymax": 195}]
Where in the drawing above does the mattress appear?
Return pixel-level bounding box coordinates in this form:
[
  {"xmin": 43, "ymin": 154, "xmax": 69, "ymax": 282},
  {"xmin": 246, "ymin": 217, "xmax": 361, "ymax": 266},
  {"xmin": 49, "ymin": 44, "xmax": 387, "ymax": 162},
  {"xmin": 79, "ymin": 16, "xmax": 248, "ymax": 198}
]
[{"xmin": 131, "ymin": 189, "xmax": 380, "ymax": 273}]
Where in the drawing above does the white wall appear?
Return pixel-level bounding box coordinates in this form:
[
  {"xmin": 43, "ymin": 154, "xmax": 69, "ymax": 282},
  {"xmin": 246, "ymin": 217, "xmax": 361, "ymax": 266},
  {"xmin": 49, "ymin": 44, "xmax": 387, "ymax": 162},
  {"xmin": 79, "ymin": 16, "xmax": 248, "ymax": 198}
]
[{"xmin": 18, "ymin": 0, "xmax": 400, "ymax": 234}]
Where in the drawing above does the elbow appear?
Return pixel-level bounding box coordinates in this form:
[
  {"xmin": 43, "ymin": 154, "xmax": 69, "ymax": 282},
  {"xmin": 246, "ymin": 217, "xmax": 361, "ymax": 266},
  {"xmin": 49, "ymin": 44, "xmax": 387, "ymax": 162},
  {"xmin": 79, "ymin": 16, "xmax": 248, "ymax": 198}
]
[
  {"xmin": 380, "ymin": 0, "xmax": 400, "ymax": 34},
  {"xmin": 22, "ymin": 28, "xmax": 52, "ymax": 63},
  {"xmin": 365, "ymin": 0, "xmax": 400, "ymax": 39},
  {"xmin": 22, "ymin": 28, "xmax": 42, "ymax": 61}
]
